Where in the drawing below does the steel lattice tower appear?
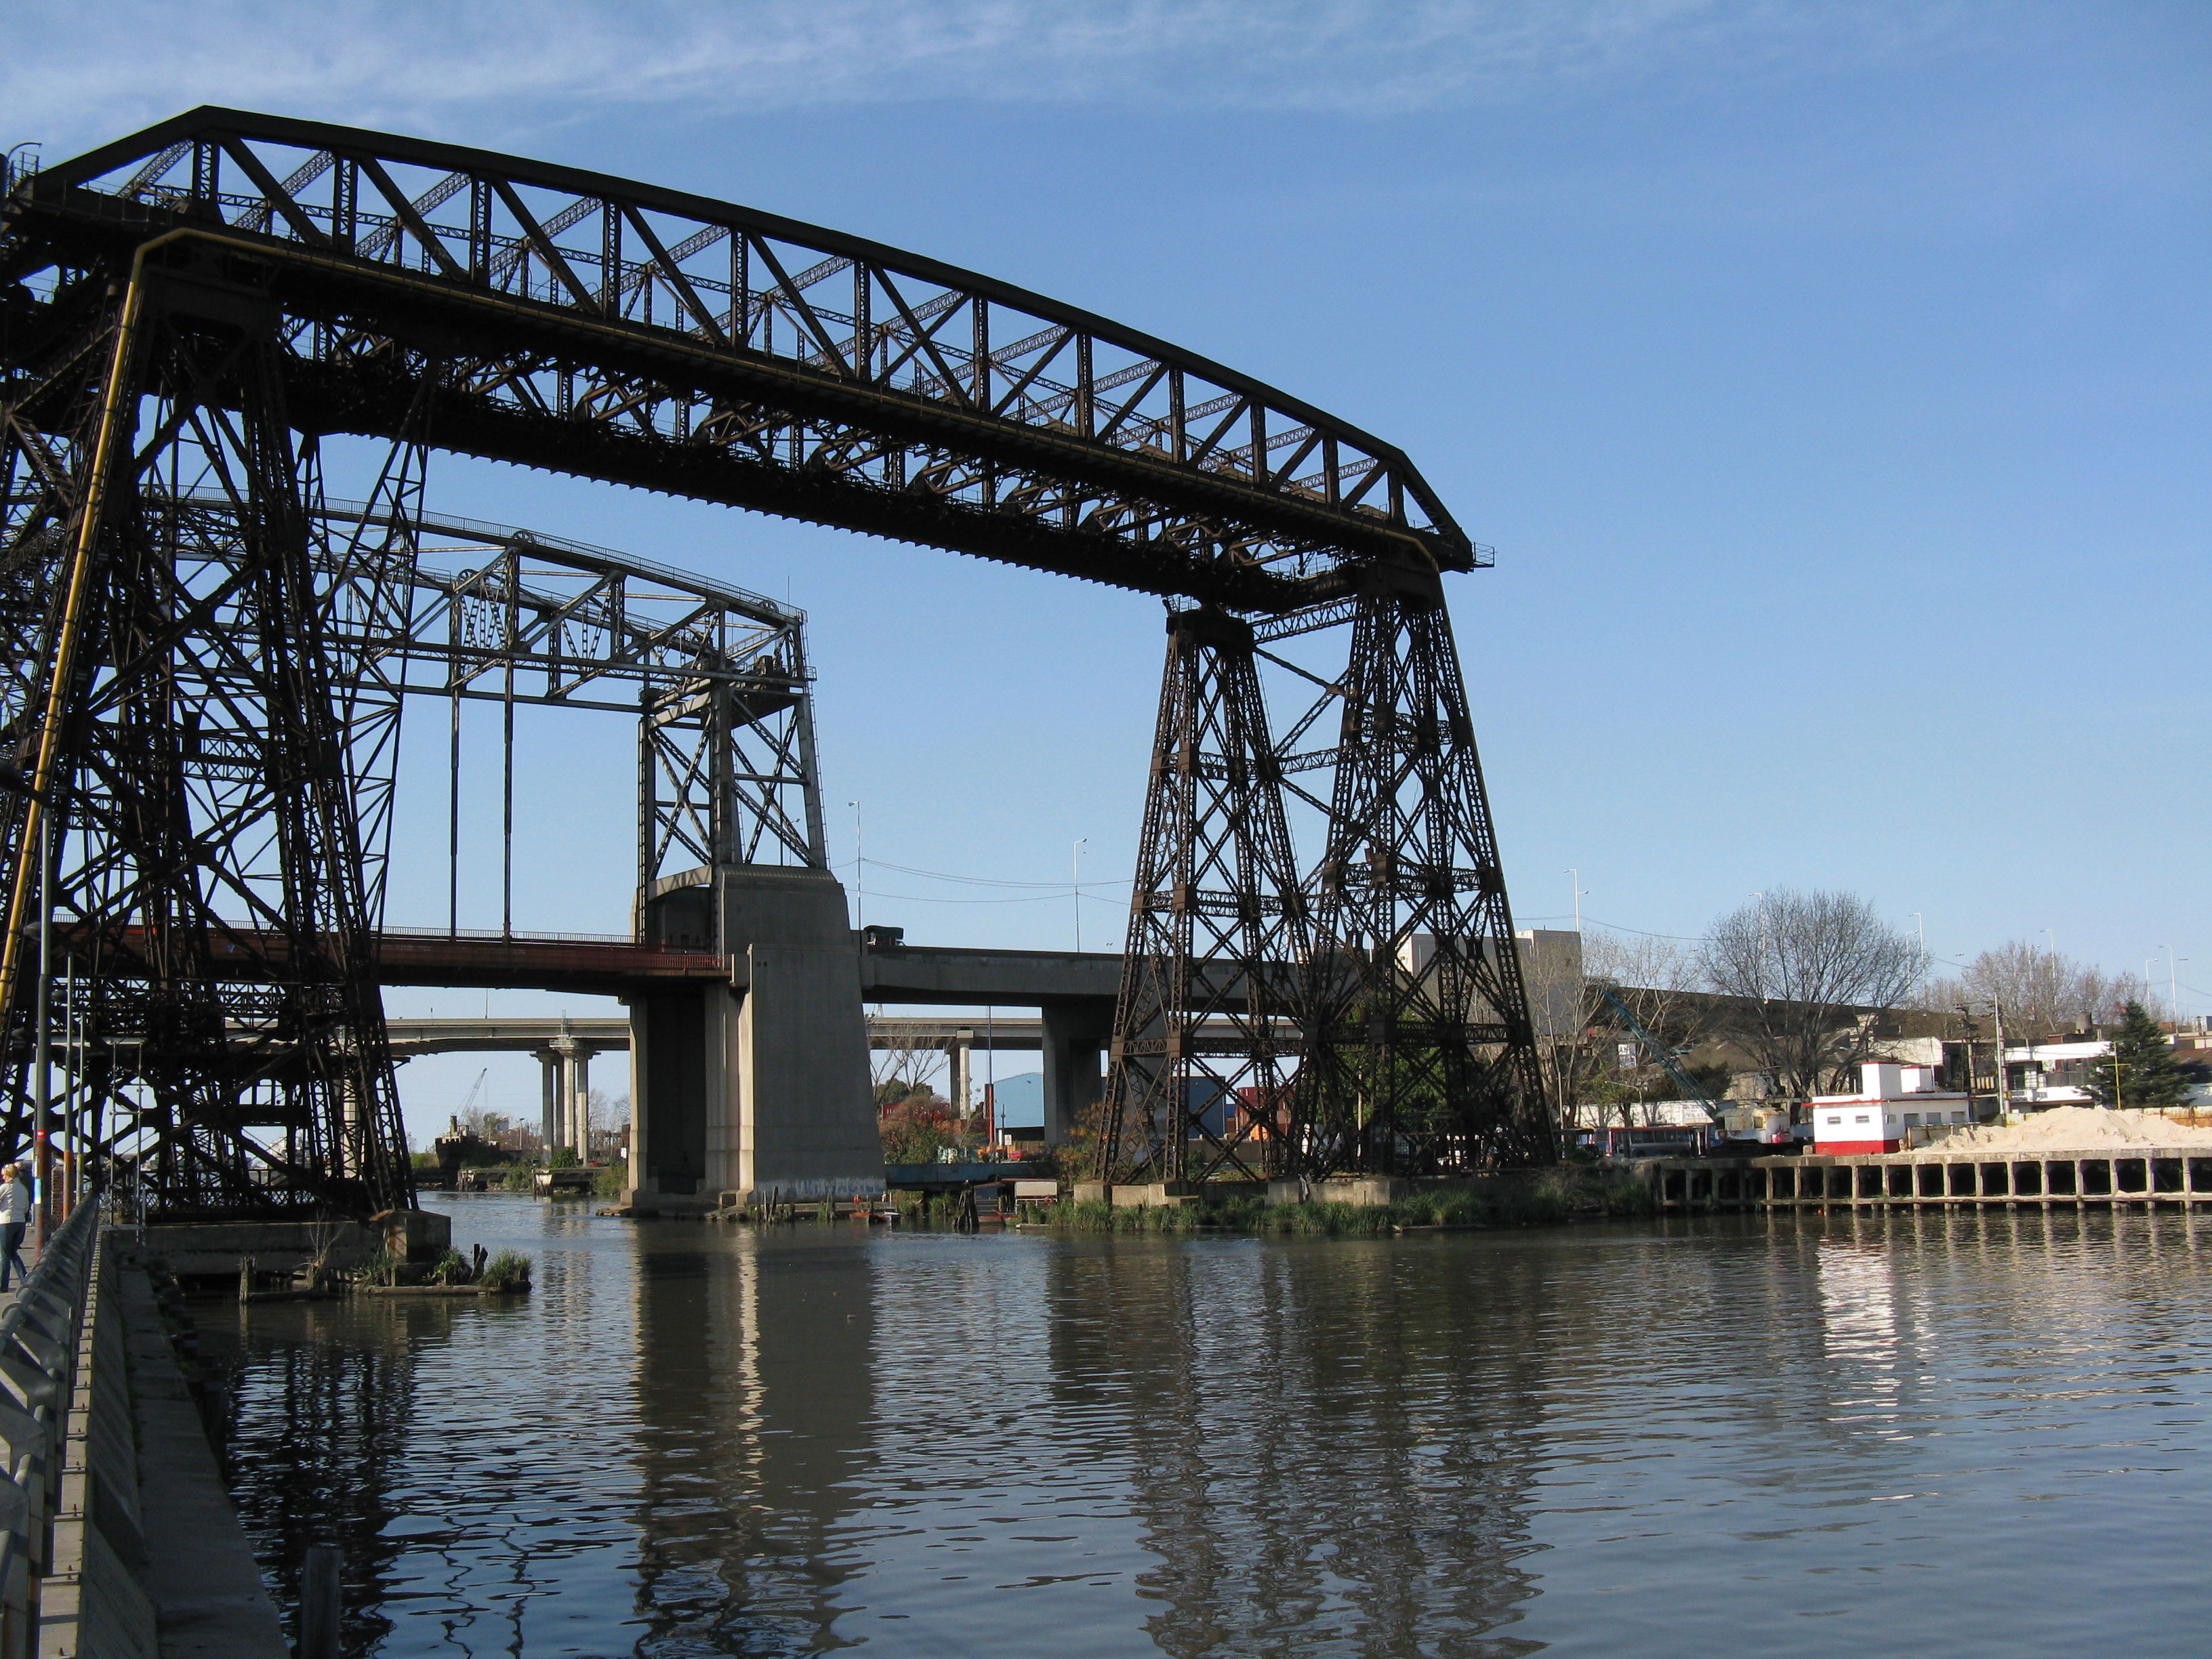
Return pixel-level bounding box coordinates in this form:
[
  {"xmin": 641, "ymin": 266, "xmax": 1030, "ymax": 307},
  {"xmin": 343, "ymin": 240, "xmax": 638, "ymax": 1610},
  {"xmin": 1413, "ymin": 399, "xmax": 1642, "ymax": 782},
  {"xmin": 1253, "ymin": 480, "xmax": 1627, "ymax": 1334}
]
[
  {"xmin": 1104, "ymin": 608, "xmax": 1308, "ymax": 1183},
  {"xmin": 0, "ymin": 244, "xmax": 418, "ymax": 1216},
  {"xmin": 1290, "ymin": 574, "xmax": 1552, "ymax": 1176},
  {"xmin": 1105, "ymin": 570, "xmax": 1552, "ymax": 1184}
]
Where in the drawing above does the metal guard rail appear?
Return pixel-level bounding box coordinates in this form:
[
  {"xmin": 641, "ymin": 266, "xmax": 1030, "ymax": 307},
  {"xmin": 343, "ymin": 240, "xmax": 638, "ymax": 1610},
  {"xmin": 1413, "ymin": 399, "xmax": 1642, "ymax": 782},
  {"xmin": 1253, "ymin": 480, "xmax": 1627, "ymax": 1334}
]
[{"xmin": 0, "ymin": 1202, "xmax": 100, "ymax": 1652}]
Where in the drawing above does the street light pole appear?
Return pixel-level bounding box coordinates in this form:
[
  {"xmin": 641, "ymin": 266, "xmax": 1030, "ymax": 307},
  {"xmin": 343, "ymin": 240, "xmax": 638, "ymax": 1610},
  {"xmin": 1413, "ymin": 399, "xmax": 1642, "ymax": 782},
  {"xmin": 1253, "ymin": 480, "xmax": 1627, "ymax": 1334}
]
[
  {"xmin": 32, "ymin": 807, "xmax": 51, "ymax": 1245},
  {"xmin": 1073, "ymin": 838, "xmax": 1088, "ymax": 953},
  {"xmin": 1992, "ymin": 998, "xmax": 2010, "ymax": 1120},
  {"xmin": 848, "ymin": 800, "xmax": 863, "ymax": 930},
  {"xmin": 1567, "ymin": 869, "xmax": 1586, "ymax": 933}
]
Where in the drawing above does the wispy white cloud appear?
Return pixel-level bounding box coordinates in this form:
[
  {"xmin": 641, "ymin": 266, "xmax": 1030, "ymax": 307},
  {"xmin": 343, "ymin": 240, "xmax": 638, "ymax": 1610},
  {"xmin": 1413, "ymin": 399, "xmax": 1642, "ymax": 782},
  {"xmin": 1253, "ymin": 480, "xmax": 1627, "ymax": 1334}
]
[{"xmin": 5, "ymin": 0, "xmax": 2020, "ymax": 159}]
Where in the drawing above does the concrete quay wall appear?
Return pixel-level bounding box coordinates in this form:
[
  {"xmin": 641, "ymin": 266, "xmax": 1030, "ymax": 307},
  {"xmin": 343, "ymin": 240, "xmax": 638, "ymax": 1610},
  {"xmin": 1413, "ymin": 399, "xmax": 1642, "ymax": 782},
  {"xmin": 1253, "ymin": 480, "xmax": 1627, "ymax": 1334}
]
[{"xmin": 16, "ymin": 1220, "xmax": 287, "ymax": 1658}]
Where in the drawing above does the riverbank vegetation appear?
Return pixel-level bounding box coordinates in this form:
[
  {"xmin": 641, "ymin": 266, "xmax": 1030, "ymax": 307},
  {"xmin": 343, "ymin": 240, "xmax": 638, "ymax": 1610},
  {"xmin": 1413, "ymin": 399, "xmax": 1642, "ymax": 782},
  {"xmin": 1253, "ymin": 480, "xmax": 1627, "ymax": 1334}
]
[{"xmin": 1035, "ymin": 1166, "xmax": 1653, "ymax": 1236}]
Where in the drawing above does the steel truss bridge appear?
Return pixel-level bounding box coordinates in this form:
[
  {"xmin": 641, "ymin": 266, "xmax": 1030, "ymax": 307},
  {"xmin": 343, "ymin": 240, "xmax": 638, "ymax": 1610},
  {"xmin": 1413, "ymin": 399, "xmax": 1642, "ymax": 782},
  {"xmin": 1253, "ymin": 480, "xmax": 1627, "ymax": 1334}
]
[{"xmin": 0, "ymin": 107, "xmax": 1550, "ymax": 1219}]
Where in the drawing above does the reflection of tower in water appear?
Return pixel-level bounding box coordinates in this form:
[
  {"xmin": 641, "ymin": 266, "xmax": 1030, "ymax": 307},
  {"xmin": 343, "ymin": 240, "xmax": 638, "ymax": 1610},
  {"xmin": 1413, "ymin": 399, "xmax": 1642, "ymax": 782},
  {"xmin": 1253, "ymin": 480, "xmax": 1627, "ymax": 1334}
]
[
  {"xmin": 626, "ymin": 1229, "xmax": 878, "ymax": 1651},
  {"xmin": 215, "ymin": 1303, "xmax": 441, "ymax": 1657},
  {"xmin": 1047, "ymin": 1243, "xmax": 1548, "ymax": 1656}
]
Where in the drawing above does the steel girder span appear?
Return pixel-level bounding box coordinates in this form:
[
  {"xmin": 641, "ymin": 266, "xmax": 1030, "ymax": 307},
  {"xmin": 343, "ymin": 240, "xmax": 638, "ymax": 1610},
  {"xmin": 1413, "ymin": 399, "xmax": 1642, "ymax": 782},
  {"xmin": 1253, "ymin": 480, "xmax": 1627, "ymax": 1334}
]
[{"xmin": 0, "ymin": 109, "xmax": 1551, "ymax": 1208}]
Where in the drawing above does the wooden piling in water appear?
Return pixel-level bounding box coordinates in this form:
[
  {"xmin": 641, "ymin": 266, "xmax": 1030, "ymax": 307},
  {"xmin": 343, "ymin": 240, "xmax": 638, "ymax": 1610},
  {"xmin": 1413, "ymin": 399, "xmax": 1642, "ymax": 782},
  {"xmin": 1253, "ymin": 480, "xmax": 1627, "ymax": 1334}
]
[{"xmin": 1643, "ymin": 1148, "xmax": 2212, "ymax": 1212}]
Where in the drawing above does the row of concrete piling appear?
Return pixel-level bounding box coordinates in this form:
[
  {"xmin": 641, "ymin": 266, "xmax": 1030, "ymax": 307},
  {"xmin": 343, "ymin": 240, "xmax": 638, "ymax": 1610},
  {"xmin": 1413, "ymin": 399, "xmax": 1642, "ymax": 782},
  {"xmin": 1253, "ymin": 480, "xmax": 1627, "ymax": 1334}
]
[{"xmin": 1646, "ymin": 1149, "xmax": 2212, "ymax": 1211}]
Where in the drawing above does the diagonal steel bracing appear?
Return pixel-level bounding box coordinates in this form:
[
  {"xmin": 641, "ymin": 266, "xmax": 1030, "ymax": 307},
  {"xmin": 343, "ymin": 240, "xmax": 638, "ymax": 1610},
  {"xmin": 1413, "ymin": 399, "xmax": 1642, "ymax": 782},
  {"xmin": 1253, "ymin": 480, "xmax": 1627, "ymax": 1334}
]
[
  {"xmin": 1103, "ymin": 580, "xmax": 1553, "ymax": 1183},
  {"xmin": 1290, "ymin": 577, "xmax": 1554, "ymax": 1174},
  {"xmin": 0, "ymin": 253, "xmax": 418, "ymax": 1216},
  {"xmin": 1104, "ymin": 609, "xmax": 1307, "ymax": 1183}
]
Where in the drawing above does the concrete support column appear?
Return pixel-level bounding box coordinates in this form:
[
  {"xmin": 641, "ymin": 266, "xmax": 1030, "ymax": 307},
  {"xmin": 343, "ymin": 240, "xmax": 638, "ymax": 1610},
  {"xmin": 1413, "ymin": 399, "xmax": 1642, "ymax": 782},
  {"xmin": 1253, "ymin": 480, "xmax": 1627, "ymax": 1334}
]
[
  {"xmin": 571, "ymin": 1049, "xmax": 593, "ymax": 1160},
  {"xmin": 537, "ymin": 1050, "xmax": 559, "ymax": 1159},
  {"xmin": 1042, "ymin": 1000, "xmax": 1113, "ymax": 1147},
  {"xmin": 626, "ymin": 1001, "xmax": 649, "ymax": 1184},
  {"xmin": 948, "ymin": 1036, "xmax": 971, "ymax": 1120},
  {"xmin": 554, "ymin": 1047, "xmax": 577, "ymax": 1158}
]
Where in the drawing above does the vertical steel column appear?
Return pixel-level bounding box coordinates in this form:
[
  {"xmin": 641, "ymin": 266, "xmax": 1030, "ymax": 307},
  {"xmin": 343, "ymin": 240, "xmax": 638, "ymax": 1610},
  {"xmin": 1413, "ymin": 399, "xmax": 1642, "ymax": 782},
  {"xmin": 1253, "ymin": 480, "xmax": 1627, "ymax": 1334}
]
[
  {"xmin": 0, "ymin": 241, "xmax": 418, "ymax": 1216},
  {"xmin": 1101, "ymin": 608, "xmax": 1306, "ymax": 1183},
  {"xmin": 1295, "ymin": 568, "xmax": 1551, "ymax": 1174}
]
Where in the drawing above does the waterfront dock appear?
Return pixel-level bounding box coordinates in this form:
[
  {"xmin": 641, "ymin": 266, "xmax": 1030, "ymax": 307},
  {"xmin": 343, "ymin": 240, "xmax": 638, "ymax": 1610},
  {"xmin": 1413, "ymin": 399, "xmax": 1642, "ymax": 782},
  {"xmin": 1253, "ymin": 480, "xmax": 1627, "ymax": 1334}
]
[{"xmin": 1646, "ymin": 1148, "xmax": 2212, "ymax": 1212}]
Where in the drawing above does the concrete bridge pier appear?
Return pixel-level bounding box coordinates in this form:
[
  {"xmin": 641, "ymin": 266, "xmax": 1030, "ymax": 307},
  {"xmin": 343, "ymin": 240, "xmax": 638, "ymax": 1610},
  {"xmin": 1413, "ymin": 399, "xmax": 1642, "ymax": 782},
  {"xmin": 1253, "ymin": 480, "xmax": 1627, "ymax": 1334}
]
[
  {"xmin": 1042, "ymin": 1000, "xmax": 1112, "ymax": 1145},
  {"xmin": 535, "ymin": 1039, "xmax": 600, "ymax": 1160},
  {"xmin": 563, "ymin": 1044, "xmax": 593, "ymax": 1157},
  {"xmin": 947, "ymin": 1031, "xmax": 972, "ymax": 1117},
  {"xmin": 626, "ymin": 865, "xmax": 882, "ymax": 1214},
  {"xmin": 536, "ymin": 1048, "xmax": 558, "ymax": 1155}
]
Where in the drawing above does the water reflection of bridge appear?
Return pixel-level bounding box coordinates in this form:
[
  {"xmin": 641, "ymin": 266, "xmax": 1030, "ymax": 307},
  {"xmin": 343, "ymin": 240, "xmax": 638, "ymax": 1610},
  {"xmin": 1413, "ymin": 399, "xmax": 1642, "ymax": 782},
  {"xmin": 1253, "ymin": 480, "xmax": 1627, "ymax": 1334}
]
[{"xmin": 211, "ymin": 1215, "xmax": 1555, "ymax": 1650}]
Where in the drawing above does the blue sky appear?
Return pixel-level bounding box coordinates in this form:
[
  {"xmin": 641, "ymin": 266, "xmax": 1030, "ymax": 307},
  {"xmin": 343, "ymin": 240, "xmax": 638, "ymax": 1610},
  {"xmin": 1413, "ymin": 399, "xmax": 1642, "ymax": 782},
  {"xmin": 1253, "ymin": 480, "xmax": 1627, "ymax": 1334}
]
[{"xmin": 11, "ymin": 1, "xmax": 2208, "ymax": 1139}]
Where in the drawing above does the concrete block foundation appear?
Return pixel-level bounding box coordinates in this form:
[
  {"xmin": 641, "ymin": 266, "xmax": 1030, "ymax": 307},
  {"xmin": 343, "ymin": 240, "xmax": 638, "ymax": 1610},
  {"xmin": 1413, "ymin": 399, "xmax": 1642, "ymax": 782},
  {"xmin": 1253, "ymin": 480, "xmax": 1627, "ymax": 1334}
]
[
  {"xmin": 1111, "ymin": 1182, "xmax": 1197, "ymax": 1208},
  {"xmin": 1267, "ymin": 1177, "xmax": 1411, "ymax": 1207},
  {"xmin": 136, "ymin": 1210, "xmax": 453, "ymax": 1278}
]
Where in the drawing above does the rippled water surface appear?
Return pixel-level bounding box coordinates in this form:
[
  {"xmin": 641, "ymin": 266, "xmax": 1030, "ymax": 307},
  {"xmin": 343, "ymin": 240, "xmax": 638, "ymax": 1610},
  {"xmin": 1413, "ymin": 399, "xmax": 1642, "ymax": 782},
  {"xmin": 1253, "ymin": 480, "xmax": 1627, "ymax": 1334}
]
[{"xmin": 201, "ymin": 1197, "xmax": 2212, "ymax": 1656}]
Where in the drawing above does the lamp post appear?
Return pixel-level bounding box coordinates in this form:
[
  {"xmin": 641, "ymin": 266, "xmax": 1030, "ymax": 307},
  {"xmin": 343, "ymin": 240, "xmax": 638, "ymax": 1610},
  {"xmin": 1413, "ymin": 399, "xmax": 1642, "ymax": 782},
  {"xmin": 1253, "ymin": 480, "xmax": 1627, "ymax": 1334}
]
[
  {"xmin": 1991, "ymin": 998, "xmax": 2010, "ymax": 1120},
  {"xmin": 1073, "ymin": 838, "xmax": 1088, "ymax": 952},
  {"xmin": 1566, "ymin": 869, "xmax": 1586, "ymax": 933},
  {"xmin": 848, "ymin": 800, "xmax": 863, "ymax": 930}
]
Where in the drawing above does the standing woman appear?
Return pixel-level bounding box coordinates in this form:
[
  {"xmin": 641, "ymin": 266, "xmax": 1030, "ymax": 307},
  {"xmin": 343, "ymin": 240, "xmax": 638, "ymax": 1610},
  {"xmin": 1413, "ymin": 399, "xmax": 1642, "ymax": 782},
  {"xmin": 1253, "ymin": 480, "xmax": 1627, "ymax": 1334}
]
[{"xmin": 0, "ymin": 1164, "xmax": 29, "ymax": 1290}]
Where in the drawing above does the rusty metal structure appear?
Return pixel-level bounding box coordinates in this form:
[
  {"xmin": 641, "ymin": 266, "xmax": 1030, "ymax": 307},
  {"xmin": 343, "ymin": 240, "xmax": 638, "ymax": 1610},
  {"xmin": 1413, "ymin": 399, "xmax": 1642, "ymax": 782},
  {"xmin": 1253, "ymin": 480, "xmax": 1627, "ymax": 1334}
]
[{"xmin": 0, "ymin": 106, "xmax": 1549, "ymax": 1214}]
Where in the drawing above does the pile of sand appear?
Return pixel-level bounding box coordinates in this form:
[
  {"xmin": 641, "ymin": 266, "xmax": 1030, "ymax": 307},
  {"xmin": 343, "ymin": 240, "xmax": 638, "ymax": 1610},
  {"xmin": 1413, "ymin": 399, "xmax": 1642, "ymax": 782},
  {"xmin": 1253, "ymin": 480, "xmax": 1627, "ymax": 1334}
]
[{"xmin": 1942, "ymin": 1106, "xmax": 2212, "ymax": 1151}]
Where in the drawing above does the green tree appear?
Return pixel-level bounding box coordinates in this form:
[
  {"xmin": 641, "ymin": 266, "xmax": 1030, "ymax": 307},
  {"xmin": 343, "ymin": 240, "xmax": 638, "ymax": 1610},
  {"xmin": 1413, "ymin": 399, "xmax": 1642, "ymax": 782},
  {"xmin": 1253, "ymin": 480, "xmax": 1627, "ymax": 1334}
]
[
  {"xmin": 2086, "ymin": 1000, "xmax": 2192, "ymax": 1111},
  {"xmin": 879, "ymin": 1090, "xmax": 961, "ymax": 1164}
]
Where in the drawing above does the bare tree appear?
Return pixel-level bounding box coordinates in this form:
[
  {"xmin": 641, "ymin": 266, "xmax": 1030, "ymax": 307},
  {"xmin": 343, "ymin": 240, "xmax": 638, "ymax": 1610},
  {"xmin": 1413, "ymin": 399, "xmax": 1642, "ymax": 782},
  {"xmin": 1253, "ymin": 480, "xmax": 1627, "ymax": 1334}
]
[
  {"xmin": 1702, "ymin": 889, "xmax": 1925, "ymax": 1099},
  {"xmin": 1923, "ymin": 941, "xmax": 2125, "ymax": 1038},
  {"xmin": 870, "ymin": 1030, "xmax": 941, "ymax": 1101},
  {"xmin": 1520, "ymin": 933, "xmax": 1595, "ymax": 1130},
  {"xmin": 1528, "ymin": 931, "xmax": 1716, "ymax": 1128},
  {"xmin": 1584, "ymin": 933, "xmax": 1715, "ymax": 1124}
]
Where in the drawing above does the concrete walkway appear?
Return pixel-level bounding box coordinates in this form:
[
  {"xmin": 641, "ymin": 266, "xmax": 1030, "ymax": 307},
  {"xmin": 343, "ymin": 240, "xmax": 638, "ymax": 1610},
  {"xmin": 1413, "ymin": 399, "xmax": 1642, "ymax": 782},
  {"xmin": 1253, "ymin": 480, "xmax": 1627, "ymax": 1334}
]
[{"xmin": 117, "ymin": 1267, "xmax": 289, "ymax": 1658}]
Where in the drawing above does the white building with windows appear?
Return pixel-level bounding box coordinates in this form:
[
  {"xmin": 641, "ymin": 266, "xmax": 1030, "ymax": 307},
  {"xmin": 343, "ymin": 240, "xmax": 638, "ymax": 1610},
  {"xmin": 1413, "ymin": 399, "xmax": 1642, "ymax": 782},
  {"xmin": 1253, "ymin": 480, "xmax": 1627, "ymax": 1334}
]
[
  {"xmin": 2003, "ymin": 1036, "xmax": 2212, "ymax": 1107},
  {"xmin": 1810, "ymin": 1062, "xmax": 1974, "ymax": 1154}
]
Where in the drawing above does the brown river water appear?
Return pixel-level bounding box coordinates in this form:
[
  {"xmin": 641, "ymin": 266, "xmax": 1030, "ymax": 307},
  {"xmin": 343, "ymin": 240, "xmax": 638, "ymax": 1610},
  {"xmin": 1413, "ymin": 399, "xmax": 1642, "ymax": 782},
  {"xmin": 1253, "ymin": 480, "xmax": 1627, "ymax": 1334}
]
[{"xmin": 199, "ymin": 1194, "xmax": 2212, "ymax": 1657}]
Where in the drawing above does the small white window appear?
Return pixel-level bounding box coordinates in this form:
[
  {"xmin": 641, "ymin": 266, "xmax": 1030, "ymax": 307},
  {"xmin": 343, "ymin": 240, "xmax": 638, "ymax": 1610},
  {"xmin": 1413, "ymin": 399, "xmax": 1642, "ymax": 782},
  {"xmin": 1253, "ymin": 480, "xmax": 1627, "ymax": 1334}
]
[
  {"xmin": 1824, "ymin": 1113, "xmax": 1843, "ymax": 1127},
  {"xmin": 1903, "ymin": 1113, "xmax": 1921, "ymax": 1126},
  {"xmin": 1854, "ymin": 1113, "xmax": 1871, "ymax": 1124},
  {"xmin": 1950, "ymin": 1111, "xmax": 1967, "ymax": 1124}
]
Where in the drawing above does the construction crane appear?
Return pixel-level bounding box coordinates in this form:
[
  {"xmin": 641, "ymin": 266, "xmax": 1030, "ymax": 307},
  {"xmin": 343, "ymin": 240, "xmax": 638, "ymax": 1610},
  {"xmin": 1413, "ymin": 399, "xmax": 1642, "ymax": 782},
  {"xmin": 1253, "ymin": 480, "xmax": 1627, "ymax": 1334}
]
[
  {"xmin": 454, "ymin": 1069, "xmax": 489, "ymax": 1126},
  {"xmin": 1598, "ymin": 987, "xmax": 1725, "ymax": 1126}
]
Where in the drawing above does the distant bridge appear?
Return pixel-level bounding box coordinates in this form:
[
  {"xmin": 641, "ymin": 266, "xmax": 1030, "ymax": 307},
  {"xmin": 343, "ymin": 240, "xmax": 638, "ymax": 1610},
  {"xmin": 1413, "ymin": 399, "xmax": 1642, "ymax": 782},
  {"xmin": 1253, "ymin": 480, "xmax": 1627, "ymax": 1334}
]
[{"xmin": 392, "ymin": 1003, "xmax": 1277, "ymax": 1155}]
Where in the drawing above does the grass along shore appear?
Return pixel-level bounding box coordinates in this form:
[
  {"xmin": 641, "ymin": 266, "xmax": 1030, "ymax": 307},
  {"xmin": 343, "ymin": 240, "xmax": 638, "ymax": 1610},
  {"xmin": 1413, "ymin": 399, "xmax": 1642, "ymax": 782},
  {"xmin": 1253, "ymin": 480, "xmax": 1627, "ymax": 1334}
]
[{"xmin": 1032, "ymin": 1166, "xmax": 1654, "ymax": 1236}]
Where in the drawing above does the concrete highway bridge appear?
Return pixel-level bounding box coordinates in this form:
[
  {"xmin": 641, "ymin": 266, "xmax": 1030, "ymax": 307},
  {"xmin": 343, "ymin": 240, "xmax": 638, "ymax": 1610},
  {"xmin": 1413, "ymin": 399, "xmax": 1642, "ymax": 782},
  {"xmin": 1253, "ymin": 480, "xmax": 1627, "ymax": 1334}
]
[
  {"xmin": 356, "ymin": 922, "xmax": 1122, "ymax": 1209},
  {"xmin": 393, "ymin": 996, "xmax": 1271, "ymax": 1158}
]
